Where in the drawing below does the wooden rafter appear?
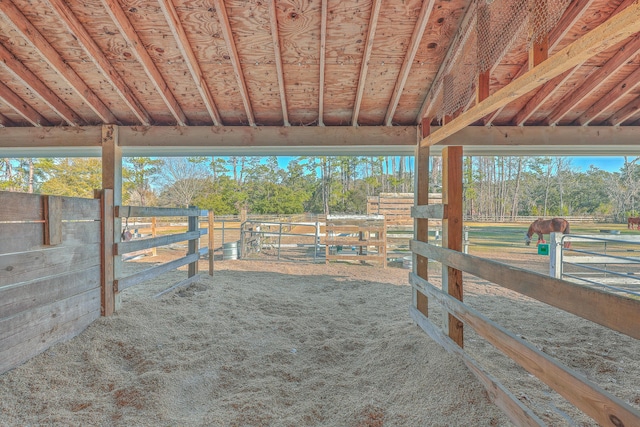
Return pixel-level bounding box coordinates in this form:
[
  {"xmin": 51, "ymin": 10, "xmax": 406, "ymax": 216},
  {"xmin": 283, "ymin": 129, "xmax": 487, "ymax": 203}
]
[
  {"xmin": 513, "ymin": 68, "xmax": 578, "ymax": 126},
  {"xmin": 158, "ymin": 0, "xmax": 221, "ymax": 126},
  {"xmin": 0, "ymin": 81, "xmax": 50, "ymax": 126},
  {"xmin": 488, "ymin": 0, "xmax": 597, "ymax": 126},
  {"xmin": 605, "ymin": 95, "xmax": 640, "ymax": 126},
  {"xmin": 416, "ymin": 1, "xmax": 476, "ymax": 123},
  {"xmin": 45, "ymin": 0, "xmax": 151, "ymax": 126},
  {"xmin": 421, "ymin": 1, "xmax": 640, "ymax": 147},
  {"xmin": 384, "ymin": 0, "xmax": 436, "ymax": 126},
  {"xmin": 0, "ymin": 112, "xmax": 13, "ymax": 127},
  {"xmin": 317, "ymin": 0, "xmax": 327, "ymax": 126},
  {"xmin": 212, "ymin": 0, "xmax": 255, "ymax": 126},
  {"xmin": 544, "ymin": 1, "xmax": 640, "ymax": 126},
  {"xmin": 0, "ymin": 42, "xmax": 82, "ymax": 126},
  {"xmin": 99, "ymin": 0, "xmax": 187, "ymax": 126},
  {"xmin": 0, "ymin": 0, "xmax": 117, "ymax": 124},
  {"xmin": 270, "ymin": 0, "xmax": 289, "ymax": 126},
  {"xmin": 352, "ymin": 0, "xmax": 382, "ymax": 126},
  {"xmin": 545, "ymin": 33, "xmax": 640, "ymax": 126},
  {"xmin": 576, "ymin": 65, "xmax": 640, "ymax": 125}
]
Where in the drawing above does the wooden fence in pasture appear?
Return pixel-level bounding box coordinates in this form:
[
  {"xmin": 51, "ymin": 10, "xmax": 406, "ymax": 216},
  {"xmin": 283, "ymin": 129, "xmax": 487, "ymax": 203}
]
[
  {"xmin": 0, "ymin": 191, "xmax": 102, "ymax": 374},
  {"xmin": 411, "ymin": 204, "xmax": 640, "ymax": 425},
  {"xmin": 324, "ymin": 215, "xmax": 387, "ymax": 267},
  {"xmin": 112, "ymin": 204, "xmax": 212, "ymax": 304}
]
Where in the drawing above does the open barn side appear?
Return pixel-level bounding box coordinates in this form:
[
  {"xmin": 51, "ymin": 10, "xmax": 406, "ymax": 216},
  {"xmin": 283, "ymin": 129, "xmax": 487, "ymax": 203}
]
[{"xmin": 0, "ymin": 191, "xmax": 102, "ymax": 374}]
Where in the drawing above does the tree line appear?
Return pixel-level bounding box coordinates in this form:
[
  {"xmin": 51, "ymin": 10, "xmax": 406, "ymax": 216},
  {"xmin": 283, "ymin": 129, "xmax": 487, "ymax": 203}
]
[{"xmin": 1, "ymin": 156, "xmax": 638, "ymax": 221}]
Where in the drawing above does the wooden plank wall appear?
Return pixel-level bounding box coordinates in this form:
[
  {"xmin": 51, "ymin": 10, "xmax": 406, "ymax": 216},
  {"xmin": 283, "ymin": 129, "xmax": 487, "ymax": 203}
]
[
  {"xmin": 367, "ymin": 192, "xmax": 442, "ymax": 225},
  {"xmin": 0, "ymin": 191, "xmax": 101, "ymax": 374}
]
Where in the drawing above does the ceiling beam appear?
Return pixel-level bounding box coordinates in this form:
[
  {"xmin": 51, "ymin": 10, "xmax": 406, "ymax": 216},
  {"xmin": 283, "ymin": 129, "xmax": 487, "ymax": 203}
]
[
  {"xmin": 100, "ymin": 0, "xmax": 188, "ymax": 126},
  {"xmin": 352, "ymin": 0, "xmax": 382, "ymax": 126},
  {"xmin": 384, "ymin": 0, "xmax": 436, "ymax": 126},
  {"xmin": 416, "ymin": 1, "xmax": 476, "ymax": 123},
  {"xmin": 158, "ymin": 0, "xmax": 221, "ymax": 126},
  {"xmin": 0, "ymin": 81, "xmax": 51, "ymax": 126},
  {"xmin": 0, "ymin": 125, "xmax": 417, "ymax": 157},
  {"xmin": 212, "ymin": 0, "xmax": 255, "ymax": 126},
  {"xmin": 435, "ymin": 125, "xmax": 640, "ymax": 148},
  {"xmin": 489, "ymin": 0, "xmax": 596, "ymax": 126},
  {"xmin": 421, "ymin": 1, "xmax": 640, "ymax": 147},
  {"xmin": 45, "ymin": 0, "xmax": 151, "ymax": 126},
  {"xmin": 576, "ymin": 65, "xmax": 640, "ymax": 125},
  {"xmin": 0, "ymin": 0, "xmax": 118, "ymax": 124},
  {"xmin": 269, "ymin": 0, "xmax": 290, "ymax": 126},
  {"xmin": 6, "ymin": 125, "xmax": 640, "ymax": 157},
  {"xmin": 0, "ymin": 42, "xmax": 82, "ymax": 126},
  {"xmin": 317, "ymin": 0, "xmax": 327, "ymax": 126}
]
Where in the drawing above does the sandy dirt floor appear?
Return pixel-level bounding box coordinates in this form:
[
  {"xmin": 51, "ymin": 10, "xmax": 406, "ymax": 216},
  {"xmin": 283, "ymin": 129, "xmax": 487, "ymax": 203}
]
[{"xmin": 0, "ymin": 252, "xmax": 638, "ymax": 426}]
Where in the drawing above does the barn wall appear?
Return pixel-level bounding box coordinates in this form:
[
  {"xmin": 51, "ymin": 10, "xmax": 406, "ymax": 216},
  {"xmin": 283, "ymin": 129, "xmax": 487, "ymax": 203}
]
[{"xmin": 0, "ymin": 191, "xmax": 101, "ymax": 374}]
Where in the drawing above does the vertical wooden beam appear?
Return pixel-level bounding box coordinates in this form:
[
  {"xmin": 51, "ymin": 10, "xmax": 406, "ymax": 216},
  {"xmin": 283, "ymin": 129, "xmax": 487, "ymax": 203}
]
[
  {"xmin": 442, "ymin": 145, "xmax": 463, "ymax": 347},
  {"xmin": 476, "ymin": 72, "xmax": 490, "ymax": 105},
  {"xmin": 188, "ymin": 208, "xmax": 198, "ymax": 277},
  {"xmin": 43, "ymin": 195, "xmax": 63, "ymax": 246},
  {"xmin": 529, "ymin": 1, "xmax": 549, "ymax": 70},
  {"xmin": 102, "ymin": 124, "xmax": 122, "ymax": 311},
  {"xmin": 97, "ymin": 188, "xmax": 115, "ymax": 316},
  {"xmin": 414, "ymin": 118, "xmax": 430, "ymax": 317},
  {"xmin": 208, "ymin": 210, "xmax": 214, "ymax": 276}
]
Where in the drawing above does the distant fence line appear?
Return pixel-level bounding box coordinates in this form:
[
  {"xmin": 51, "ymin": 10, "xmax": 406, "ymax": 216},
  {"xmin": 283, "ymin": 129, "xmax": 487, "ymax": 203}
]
[{"xmin": 465, "ymin": 215, "xmax": 612, "ymax": 223}]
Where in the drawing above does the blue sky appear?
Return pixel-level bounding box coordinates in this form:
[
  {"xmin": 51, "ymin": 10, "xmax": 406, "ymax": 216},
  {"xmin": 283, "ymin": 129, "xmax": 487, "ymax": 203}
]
[
  {"xmin": 273, "ymin": 156, "xmax": 627, "ymax": 173},
  {"xmin": 569, "ymin": 157, "xmax": 625, "ymax": 172}
]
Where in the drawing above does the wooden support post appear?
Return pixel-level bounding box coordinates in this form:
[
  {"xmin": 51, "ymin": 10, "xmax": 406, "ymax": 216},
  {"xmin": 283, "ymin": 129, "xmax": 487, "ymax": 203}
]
[
  {"xmin": 208, "ymin": 210, "xmax": 214, "ymax": 276},
  {"xmin": 151, "ymin": 217, "xmax": 157, "ymax": 256},
  {"xmin": 102, "ymin": 125, "xmax": 122, "ymax": 312},
  {"xmin": 188, "ymin": 208, "xmax": 198, "ymax": 277},
  {"xmin": 415, "ymin": 118, "xmax": 430, "ymax": 316},
  {"xmin": 442, "ymin": 146, "xmax": 464, "ymax": 347},
  {"xmin": 43, "ymin": 195, "xmax": 63, "ymax": 246},
  {"xmin": 96, "ymin": 189, "xmax": 115, "ymax": 316},
  {"xmin": 529, "ymin": 1, "xmax": 549, "ymax": 69}
]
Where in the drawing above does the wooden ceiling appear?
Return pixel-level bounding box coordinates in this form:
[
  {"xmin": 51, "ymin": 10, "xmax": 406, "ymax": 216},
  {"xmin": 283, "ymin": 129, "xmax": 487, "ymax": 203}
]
[{"xmin": 1, "ymin": 0, "xmax": 640, "ymax": 154}]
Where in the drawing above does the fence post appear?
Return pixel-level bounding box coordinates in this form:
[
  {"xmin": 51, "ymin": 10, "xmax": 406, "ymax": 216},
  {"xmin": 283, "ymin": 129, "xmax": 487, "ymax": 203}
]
[
  {"xmin": 151, "ymin": 217, "xmax": 157, "ymax": 256},
  {"xmin": 277, "ymin": 223, "xmax": 283, "ymax": 260},
  {"xmin": 314, "ymin": 221, "xmax": 319, "ymax": 263},
  {"xmin": 96, "ymin": 189, "xmax": 115, "ymax": 317},
  {"xmin": 549, "ymin": 232, "xmax": 563, "ymax": 279},
  {"xmin": 208, "ymin": 211, "xmax": 214, "ymax": 275},
  {"xmin": 239, "ymin": 220, "xmax": 245, "ymax": 259},
  {"xmin": 188, "ymin": 207, "xmax": 198, "ymax": 278}
]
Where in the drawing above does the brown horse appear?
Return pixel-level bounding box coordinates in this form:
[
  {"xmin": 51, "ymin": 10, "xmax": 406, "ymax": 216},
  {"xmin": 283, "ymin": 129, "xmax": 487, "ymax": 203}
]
[
  {"xmin": 525, "ymin": 218, "xmax": 571, "ymax": 248},
  {"xmin": 628, "ymin": 217, "xmax": 640, "ymax": 230}
]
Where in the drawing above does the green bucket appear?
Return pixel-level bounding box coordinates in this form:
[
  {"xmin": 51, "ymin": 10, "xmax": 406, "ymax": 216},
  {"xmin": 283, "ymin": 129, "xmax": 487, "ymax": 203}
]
[{"xmin": 537, "ymin": 243, "xmax": 549, "ymax": 256}]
